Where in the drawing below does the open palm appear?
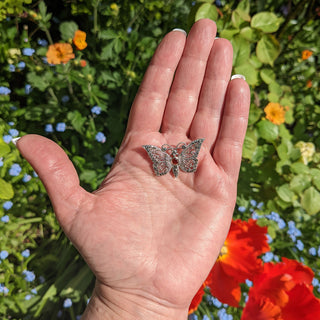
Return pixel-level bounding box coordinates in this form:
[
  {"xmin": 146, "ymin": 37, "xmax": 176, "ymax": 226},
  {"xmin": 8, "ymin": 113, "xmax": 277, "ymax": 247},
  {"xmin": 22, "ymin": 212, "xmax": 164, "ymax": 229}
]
[{"xmin": 17, "ymin": 19, "xmax": 250, "ymax": 319}]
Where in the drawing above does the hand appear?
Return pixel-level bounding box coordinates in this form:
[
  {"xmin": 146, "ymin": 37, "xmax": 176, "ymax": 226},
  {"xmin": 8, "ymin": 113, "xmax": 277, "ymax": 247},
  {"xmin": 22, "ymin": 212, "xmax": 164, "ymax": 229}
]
[{"xmin": 16, "ymin": 19, "xmax": 250, "ymax": 319}]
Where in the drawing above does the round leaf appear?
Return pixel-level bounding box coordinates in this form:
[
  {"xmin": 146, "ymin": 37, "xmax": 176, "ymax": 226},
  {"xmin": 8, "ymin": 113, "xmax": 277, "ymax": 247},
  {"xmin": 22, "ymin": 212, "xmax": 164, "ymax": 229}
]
[
  {"xmin": 251, "ymin": 12, "xmax": 282, "ymax": 33},
  {"xmin": 256, "ymin": 34, "xmax": 280, "ymax": 66},
  {"xmin": 195, "ymin": 3, "xmax": 218, "ymax": 22},
  {"xmin": 234, "ymin": 63, "xmax": 259, "ymax": 86},
  {"xmin": 0, "ymin": 178, "xmax": 14, "ymax": 199},
  {"xmin": 260, "ymin": 69, "xmax": 275, "ymax": 84},
  {"xmin": 257, "ymin": 120, "xmax": 279, "ymax": 142},
  {"xmin": 301, "ymin": 187, "xmax": 320, "ymax": 215}
]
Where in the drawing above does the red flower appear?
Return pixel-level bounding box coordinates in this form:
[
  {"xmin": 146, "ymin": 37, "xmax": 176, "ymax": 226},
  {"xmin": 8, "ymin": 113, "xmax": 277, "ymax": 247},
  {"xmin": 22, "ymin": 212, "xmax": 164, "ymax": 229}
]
[
  {"xmin": 242, "ymin": 258, "xmax": 320, "ymax": 320},
  {"xmin": 188, "ymin": 284, "xmax": 205, "ymax": 314},
  {"xmin": 205, "ymin": 219, "xmax": 269, "ymax": 307}
]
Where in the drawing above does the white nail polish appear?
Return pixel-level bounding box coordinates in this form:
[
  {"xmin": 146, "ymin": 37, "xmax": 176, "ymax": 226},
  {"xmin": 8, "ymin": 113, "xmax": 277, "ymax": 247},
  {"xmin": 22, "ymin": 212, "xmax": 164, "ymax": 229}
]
[
  {"xmin": 231, "ymin": 74, "xmax": 246, "ymax": 81},
  {"xmin": 12, "ymin": 137, "xmax": 21, "ymax": 145},
  {"xmin": 172, "ymin": 28, "xmax": 187, "ymax": 36},
  {"xmin": 215, "ymin": 36, "xmax": 220, "ymax": 39}
]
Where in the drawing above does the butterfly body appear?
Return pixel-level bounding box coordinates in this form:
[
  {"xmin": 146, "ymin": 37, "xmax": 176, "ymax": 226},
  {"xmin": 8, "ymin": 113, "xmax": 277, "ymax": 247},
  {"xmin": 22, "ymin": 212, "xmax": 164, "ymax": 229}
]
[{"xmin": 143, "ymin": 139, "xmax": 204, "ymax": 178}]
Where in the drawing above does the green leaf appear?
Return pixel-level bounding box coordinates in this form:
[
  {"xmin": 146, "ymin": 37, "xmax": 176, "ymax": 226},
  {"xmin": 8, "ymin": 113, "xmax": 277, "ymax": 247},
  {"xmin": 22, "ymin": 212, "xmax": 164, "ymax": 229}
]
[
  {"xmin": 219, "ymin": 28, "xmax": 239, "ymax": 39},
  {"xmin": 257, "ymin": 120, "xmax": 279, "ymax": 142},
  {"xmin": 260, "ymin": 68, "xmax": 275, "ymax": 84},
  {"xmin": 231, "ymin": 35, "xmax": 251, "ymax": 67},
  {"xmin": 248, "ymin": 104, "xmax": 262, "ymax": 125},
  {"xmin": 234, "ymin": 63, "xmax": 259, "ymax": 86},
  {"xmin": 256, "ymin": 34, "xmax": 280, "ymax": 66},
  {"xmin": 67, "ymin": 111, "xmax": 86, "ymax": 133},
  {"xmin": 310, "ymin": 168, "xmax": 320, "ymax": 191},
  {"xmin": 0, "ymin": 140, "xmax": 10, "ymax": 157},
  {"xmin": 99, "ymin": 30, "xmax": 118, "ymax": 40},
  {"xmin": 276, "ymin": 184, "xmax": 295, "ymax": 203},
  {"xmin": 27, "ymin": 72, "xmax": 52, "ymax": 91},
  {"xmin": 0, "ymin": 178, "xmax": 14, "ymax": 199},
  {"xmin": 195, "ymin": 3, "xmax": 218, "ymax": 22},
  {"xmin": 242, "ymin": 129, "xmax": 257, "ymax": 160},
  {"xmin": 290, "ymin": 174, "xmax": 311, "ymax": 194},
  {"xmin": 290, "ymin": 162, "xmax": 310, "ymax": 175},
  {"xmin": 59, "ymin": 21, "xmax": 79, "ymax": 41},
  {"xmin": 240, "ymin": 27, "xmax": 260, "ymax": 42},
  {"xmin": 301, "ymin": 187, "xmax": 320, "ymax": 215},
  {"xmin": 251, "ymin": 12, "xmax": 282, "ymax": 33},
  {"xmin": 235, "ymin": 0, "xmax": 251, "ymax": 20}
]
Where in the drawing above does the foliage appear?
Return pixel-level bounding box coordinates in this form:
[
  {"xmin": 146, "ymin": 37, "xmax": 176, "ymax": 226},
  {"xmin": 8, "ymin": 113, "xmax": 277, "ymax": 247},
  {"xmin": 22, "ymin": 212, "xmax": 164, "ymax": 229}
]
[{"xmin": 0, "ymin": 0, "xmax": 320, "ymax": 319}]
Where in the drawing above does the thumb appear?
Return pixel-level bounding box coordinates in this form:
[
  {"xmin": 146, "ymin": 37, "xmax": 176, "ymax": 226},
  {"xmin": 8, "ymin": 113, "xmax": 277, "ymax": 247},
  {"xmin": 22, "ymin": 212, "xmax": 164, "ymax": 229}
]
[{"xmin": 15, "ymin": 134, "xmax": 88, "ymax": 229}]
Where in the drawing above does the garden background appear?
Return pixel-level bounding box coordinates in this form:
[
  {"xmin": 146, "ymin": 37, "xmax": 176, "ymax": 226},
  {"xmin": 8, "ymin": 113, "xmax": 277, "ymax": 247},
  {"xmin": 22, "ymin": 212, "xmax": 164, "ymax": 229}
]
[{"xmin": 0, "ymin": 0, "xmax": 320, "ymax": 319}]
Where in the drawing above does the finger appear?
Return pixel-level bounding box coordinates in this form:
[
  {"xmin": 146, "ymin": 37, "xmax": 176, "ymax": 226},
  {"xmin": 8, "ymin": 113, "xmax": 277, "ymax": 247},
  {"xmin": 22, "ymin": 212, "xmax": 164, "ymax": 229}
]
[
  {"xmin": 213, "ymin": 78, "xmax": 250, "ymax": 178},
  {"xmin": 161, "ymin": 19, "xmax": 217, "ymax": 136},
  {"xmin": 189, "ymin": 38, "xmax": 233, "ymax": 152},
  {"xmin": 15, "ymin": 134, "xmax": 90, "ymax": 230},
  {"xmin": 126, "ymin": 29, "xmax": 187, "ymax": 133}
]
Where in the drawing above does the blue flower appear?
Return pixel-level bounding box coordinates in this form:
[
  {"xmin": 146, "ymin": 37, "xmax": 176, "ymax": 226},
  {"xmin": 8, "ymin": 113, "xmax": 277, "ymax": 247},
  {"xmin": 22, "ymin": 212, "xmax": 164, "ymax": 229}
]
[
  {"xmin": 31, "ymin": 288, "xmax": 37, "ymax": 294},
  {"xmin": 0, "ymin": 159, "xmax": 3, "ymax": 167},
  {"xmin": 250, "ymin": 199, "xmax": 257, "ymax": 207},
  {"xmin": 238, "ymin": 206, "xmax": 246, "ymax": 212},
  {"xmin": 188, "ymin": 314, "xmax": 198, "ymax": 320},
  {"xmin": 91, "ymin": 105, "xmax": 101, "ymax": 115},
  {"xmin": 9, "ymin": 129, "xmax": 19, "ymax": 137},
  {"xmin": 22, "ymin": 174, "xmax": 32, "ymax": 182},
  {"xmin": 309, "ymin": 247, "xmax": 317, "ymax": 256},
  {"xmin": 63, "ymin": 298, "xmax": 73, "ymax": 308},
  {"xmin": 296, "ymin": 239, "xmax": 304, "ymax": 251},
  {"xmin": 45, "ymin": 124, "xmax": 54, "ymax": 133},
  {"xmin": 1, "ymin": 215, "xmax": 9, "ymax": 223},
  {"xmin": 22, "ymin": 48, "xmax": 35, "ymax": 56},
  {"xmin": 56, "ymin": 122, "xmax": 66, "ymax": 132},
  {"xmin": 287, "ymin": 221, "xmax": 302, "ymax": 242},
  {"xmin": 262, "ymin": 251, "xmax": 274, "ymax": 262},
  {"xmin": 0, "ymin": 250, "xmax": 9, "ymax": 260},
  {"xmin": 23, "ymin": 270, "xmax": 36, "ymax": 282},
  {"xmin": 3, "ymin": 201, "xmax": 13, "ymax": 210},
  {"xmin": 25, "ymin": 294, "xmax": 32, "ymax": 300},
  {"xmin": 312, "ymin": 278, "xmax": 320, "ymax": 287},
  {"xmin": 0, "ymin": 284, "xmax": 9, "ymax": 294},
  {"xmin": 25, "ymin": 84, "xmax": 32, "ymax": 94},
  {"xmin": 37, "ymin": 39, "xmax": 48, "ymax": 46},
  {"xmin": 207, "ymin": 295, "xmax": 222, "ymax": 308},
  {"xmin": 95, "ymin": 132, "xmax": 106, "ymax": 143},
  {"xmin": 9, "ymin": 64, "xmax": 15, "ymax": 72},
  {"xmin": 9, "ymin": 163, "xmax": 22, "ymax": 176},
  {"xmin": 266, "ymin": 234, "xmax": 273, "ymax": 243},
  {"xmin": 0, "ymin": 86, "xmax": 11, "ymax": 95},
  {"xmin": 127, "ymin": 27, "xmax": 132, "ymax": 34},
  {"xmin": 2, "ymin": 135, "xmax": 12, "ymax": 143},
  {"xmin": 104, "ymin": 153, "xmax": 114, "ymax": 165},
  {"xmin": 61, "ymin": 95, "xmax": 70, "ymax": 103},
  {"xmin": 17, "ymin": 61, "xmax": 26, "ymax": 69},
  {"xmin": 22, "ymin": 249, "xmax": 30, "ymax": 258}
]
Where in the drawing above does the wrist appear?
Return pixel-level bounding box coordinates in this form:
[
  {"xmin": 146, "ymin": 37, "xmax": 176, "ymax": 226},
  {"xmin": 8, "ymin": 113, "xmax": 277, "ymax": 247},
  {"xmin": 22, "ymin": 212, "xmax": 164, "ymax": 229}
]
[{"xmin": 81, "ymin": 282, "xmax": 189, "ymax": 320}]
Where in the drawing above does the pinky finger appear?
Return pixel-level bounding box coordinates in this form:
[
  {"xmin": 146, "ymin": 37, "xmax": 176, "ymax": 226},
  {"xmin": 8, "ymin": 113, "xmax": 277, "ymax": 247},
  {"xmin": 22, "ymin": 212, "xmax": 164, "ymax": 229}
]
[{"xmin": 213, "ymin": 77, "xmax": 250, "ymax": 179}]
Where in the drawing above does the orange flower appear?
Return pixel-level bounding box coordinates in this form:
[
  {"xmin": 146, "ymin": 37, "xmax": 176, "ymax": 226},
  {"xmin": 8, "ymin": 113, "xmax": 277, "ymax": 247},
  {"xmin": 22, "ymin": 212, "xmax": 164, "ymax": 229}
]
[
  {"xmin": 80, "ymin": 59, "xmax": 87, "ymax": 67},
  {"xmin": 306, "ymin": 80, "xmax": 312, "ymax": 88},
  {"xmin": 301, "ymin": 50, "xmax": 313, "ymax": 60},
  {"xmin": 264, "ymin": 102, "xmax": 286, "ymax": 125},
  {"xmin": 188, "ymin": 284, "xmax": 205, "ymax": 314},
  {"xmin": 241, "ymin": 258, "xmax": 319, "ymax": 320},
  {"xmin": 46, "ymin": 43, "xmax": 75, "ymax": 65},
  {"xmin": 205, "ymin": 219, "xmax": 269, "ymax": 307},
  {"xmin": 73, "ymin": 30, "xmax": 87, "ymax": 50}
]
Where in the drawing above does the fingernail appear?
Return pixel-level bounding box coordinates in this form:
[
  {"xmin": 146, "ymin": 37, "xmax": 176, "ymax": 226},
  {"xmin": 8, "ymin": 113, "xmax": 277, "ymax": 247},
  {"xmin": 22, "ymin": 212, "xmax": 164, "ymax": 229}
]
[
  {"xmin": 172, "ymin": 28, "xmax": 187, "ymax": 36},
  {"xmin": 231, "ymin": 74, "xmax": 246, "ymax": 81},
  {"xmin": 12, "ymin": 137, "xmax": 21, "ymax": 145}
]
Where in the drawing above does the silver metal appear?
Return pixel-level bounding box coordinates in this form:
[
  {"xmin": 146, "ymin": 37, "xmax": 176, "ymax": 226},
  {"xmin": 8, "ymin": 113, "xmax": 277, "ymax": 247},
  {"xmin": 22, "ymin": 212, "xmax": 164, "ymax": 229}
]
[{"xmin": 143, "ymin": 139, "xmax": 204, "ymax": 178}]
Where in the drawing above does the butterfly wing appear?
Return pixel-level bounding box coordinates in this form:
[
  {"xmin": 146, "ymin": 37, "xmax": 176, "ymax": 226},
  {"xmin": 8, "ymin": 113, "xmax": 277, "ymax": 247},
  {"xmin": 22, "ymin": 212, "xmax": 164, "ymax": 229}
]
[
  {"xmin": 143, "ymin": 145, "xmax": 172, "ymax": 176},
  {"xmin": 178, "ymin": 138, "xmax": 204, "ymax": 173}
]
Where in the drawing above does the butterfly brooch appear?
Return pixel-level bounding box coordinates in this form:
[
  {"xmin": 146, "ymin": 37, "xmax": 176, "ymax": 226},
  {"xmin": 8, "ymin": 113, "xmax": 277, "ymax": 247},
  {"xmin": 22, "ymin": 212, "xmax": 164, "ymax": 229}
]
[{"xmin": 142, "ymin": 138, "xmax": 204, "ymax": 178}]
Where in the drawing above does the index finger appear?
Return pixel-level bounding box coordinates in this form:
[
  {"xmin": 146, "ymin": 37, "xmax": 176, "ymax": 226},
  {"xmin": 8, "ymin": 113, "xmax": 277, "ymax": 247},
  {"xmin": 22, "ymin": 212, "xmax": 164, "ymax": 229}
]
[{"xmin": 126, "ymin": 29, "xmax": 186, "ymax": 133}]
